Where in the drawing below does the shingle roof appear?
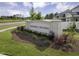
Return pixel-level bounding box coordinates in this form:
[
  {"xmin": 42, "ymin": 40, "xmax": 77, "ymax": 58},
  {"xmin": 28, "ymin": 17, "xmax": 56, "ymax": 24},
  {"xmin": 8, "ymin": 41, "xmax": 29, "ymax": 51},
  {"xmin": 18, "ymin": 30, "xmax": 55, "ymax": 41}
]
[{"xmin": 71, "ymin": 5, "xmax": 79, "ymax": 11}]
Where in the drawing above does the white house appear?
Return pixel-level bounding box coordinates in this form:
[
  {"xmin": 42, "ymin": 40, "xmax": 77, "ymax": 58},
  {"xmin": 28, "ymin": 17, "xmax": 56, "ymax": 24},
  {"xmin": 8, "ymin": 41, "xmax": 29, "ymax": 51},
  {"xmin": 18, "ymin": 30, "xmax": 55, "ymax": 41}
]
[{"xmin": 59, "ymin": 5, "xmax": 79, "ymax": 21}]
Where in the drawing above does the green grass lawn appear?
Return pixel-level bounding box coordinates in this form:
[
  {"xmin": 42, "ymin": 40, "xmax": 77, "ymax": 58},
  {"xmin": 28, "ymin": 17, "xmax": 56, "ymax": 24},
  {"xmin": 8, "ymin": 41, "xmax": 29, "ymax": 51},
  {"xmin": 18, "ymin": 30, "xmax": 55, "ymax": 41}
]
[{"xmin": 0, "ymin": 30, "xmax": 79, "ymax": 56}]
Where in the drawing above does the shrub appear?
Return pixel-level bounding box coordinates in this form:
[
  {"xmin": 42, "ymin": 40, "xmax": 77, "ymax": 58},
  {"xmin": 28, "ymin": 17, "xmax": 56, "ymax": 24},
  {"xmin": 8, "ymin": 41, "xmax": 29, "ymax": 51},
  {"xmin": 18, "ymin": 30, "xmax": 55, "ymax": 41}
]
[
  {"xmin": 17, "ymin": 27, "xmax": 21, "ymax": 30},
  {"xmin": 17, "ymin": 26, "xmax": 25, "ymax": 31},
  {"xmin": 20, "ymin": 26, "xmax": 24, "ymax": 31},
  {"xmin": 34, "ymin": 38, "xmax": 50, "ymax": 47},
  {"xmin": 75, "ymin": 29, "xmax": 79, "ymax": 32},
  {"xmin": 63, "ymin": 22, "xmax": 76, "ymax": 33},
  {"xmin": 16, "ymin": 26, "xmax": 49, "ymax": 40},
  {"xmin": 55, "ymin": 34, "xmax": 71, "ymax": 45},
  {"xmin": 48, "ymin": 32, "xmax": 55, "ymax": 41}
]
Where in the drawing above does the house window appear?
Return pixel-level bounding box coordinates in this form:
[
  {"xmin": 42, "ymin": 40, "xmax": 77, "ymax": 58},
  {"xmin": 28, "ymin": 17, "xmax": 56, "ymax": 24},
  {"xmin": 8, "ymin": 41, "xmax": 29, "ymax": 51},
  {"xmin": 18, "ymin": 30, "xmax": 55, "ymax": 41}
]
[
  {"xmin": 63, "ymin": 14, "xmax": 65, "ymax": 17},
  {"xmin": 62, "ymin": 19, "xmax": 66, "ymax": 21},
  {"xmin": 77, "ymin": 12, "xmax": 79, "ymax": 15},
  {"xmin": 76, "ymin": 18, "xmax": 78, "ymax": 21}
]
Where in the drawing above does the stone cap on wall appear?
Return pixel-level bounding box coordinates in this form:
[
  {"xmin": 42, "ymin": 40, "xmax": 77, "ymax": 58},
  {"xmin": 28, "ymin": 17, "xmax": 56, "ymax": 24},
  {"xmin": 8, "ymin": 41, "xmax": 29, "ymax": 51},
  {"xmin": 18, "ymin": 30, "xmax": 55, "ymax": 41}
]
[{"xmin": 25, "ymin": 19, "xmax": 61, "ymax": 22}]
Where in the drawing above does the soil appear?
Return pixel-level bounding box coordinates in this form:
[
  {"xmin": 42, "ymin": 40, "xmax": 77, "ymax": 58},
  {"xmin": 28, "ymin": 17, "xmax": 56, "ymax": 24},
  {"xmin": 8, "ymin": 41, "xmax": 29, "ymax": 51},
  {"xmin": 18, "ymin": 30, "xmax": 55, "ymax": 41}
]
[
  {"xmin": 12, "ymin": 31, "xmax": 36, "ymax": 44},
  {"xmin": 12, "ymin": 31, "xmax": 51, "ymax": 51}
]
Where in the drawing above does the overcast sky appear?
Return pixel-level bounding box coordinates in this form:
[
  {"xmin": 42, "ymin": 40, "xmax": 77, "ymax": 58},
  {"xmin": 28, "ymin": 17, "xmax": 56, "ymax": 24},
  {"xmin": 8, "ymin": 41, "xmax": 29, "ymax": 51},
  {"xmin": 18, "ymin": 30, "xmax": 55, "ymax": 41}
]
[{"xmin": 0, "ymin": 2, "xmax": 79, "ymax": 17}]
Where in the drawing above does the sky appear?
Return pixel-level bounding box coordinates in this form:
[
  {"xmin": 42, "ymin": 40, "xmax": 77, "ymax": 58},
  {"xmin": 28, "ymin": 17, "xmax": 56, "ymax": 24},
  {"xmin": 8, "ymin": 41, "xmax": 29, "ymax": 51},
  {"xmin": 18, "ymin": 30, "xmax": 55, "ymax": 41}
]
[{"xmin": 0, "ymin": 2, "xmax": 79, "ymax": 17}]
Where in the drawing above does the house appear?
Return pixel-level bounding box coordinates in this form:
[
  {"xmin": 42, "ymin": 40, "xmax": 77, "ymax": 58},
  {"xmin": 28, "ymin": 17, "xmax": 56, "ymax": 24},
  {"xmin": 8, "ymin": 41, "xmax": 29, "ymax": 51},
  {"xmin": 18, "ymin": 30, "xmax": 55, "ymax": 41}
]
[
  {"xmin": 59, "ymin": 9, "xmax": 72, "ymax": 21},
  {"xmin": 71, "ymin": 5, "xmax": 79, "ymax": 21},
  {"xmin": 59, "ymin": 5, "xmax": 79, "ymax": 21}
]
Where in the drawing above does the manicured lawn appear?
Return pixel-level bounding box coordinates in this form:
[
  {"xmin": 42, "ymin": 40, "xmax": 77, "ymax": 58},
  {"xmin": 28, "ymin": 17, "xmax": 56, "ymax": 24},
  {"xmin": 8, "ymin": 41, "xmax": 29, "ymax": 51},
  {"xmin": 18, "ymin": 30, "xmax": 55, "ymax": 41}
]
[{"xmin": 0, "ymin": 30, "xmax": 79, "ymax": 56}]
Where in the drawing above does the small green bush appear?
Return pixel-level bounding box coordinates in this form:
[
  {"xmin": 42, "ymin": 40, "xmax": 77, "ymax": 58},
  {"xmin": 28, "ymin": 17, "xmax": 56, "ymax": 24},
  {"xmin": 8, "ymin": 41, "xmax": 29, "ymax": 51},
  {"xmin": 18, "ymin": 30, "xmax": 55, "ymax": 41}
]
[{"xmin": 63, "ymin": 22, "xmax": 76, "ymax": 32}]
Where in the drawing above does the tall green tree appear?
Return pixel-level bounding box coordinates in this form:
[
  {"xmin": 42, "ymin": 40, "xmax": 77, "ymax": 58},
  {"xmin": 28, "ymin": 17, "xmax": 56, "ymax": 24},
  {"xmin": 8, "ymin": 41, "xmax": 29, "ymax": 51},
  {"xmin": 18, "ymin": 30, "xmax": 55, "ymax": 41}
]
[
  {"xmin": 54, "ymin": 12, "xmax": 59, "ymax": 18},
  {"xmin": 48, "ymin": 13, "xmax": 53, "ymax": 19},
  {"xmin": 30, "ymin": 7, "xmax": 36, "ymax": 20},
  {"xmin": 30, "ymin": 7, "xmax": 42, "ymax": 20}
]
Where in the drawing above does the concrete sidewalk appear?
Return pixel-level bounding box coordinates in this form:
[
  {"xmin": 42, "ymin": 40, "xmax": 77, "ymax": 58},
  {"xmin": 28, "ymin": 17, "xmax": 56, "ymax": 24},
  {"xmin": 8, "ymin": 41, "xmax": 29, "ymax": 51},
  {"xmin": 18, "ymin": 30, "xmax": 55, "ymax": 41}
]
[
  {"xmin": 0, "ymin": 22, "xmax": 25, "ymax": 26},
  {"xmin": 0, "ymin": 54, "xmax": 7, "ymax": 56},
  {"xmin": 0, "ymin": 26, "xmax": 17, "ymax": 32}
]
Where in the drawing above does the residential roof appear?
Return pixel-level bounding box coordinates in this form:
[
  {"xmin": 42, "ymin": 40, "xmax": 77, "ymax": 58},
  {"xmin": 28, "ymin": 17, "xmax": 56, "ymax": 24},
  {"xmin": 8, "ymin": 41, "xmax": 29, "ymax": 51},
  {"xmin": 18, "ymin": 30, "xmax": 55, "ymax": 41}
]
[
  {"xmin": 71, "ymin": 5, "xmax": 79, "ymax": 11},
  {"xmin": 59, "ymin": 9, "xmax": 72, "ymax": 15}
]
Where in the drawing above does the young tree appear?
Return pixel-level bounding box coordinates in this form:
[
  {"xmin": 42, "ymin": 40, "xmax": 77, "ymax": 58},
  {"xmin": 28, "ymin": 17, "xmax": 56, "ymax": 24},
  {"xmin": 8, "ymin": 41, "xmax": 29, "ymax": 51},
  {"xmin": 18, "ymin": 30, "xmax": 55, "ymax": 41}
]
[
  {"xmin": 29, "ymin": 3, "xmax": 43, "ymax": 20},
  {"xmin": 54, "ymin": 12, "xmax": 59, "ymax": 18},
  {"xmin": 35, "ymin": 12, "xmax": 42, "ymax": 20},
  {"xmin": 30, "ymin": 7, "xmax": 36, "ymax": 20}
]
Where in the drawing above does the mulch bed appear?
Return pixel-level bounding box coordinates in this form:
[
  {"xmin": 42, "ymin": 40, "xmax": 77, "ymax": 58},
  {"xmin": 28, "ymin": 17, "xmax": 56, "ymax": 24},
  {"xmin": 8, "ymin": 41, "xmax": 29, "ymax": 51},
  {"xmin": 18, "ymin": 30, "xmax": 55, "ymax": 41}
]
[
  {"xmin": 12, "ymin": 31, "xmax": 51, "ymax": 51},
  {"xmin": 12, "ymin": 31, "xmax": 35, "ymax": 43},
  {"xmin": 11, "ymin": 31, "xmax": 79, "ymax": 52},
  {"xmin": 72, "ymin": 40, "xmax": 79, "ymax": 52}
]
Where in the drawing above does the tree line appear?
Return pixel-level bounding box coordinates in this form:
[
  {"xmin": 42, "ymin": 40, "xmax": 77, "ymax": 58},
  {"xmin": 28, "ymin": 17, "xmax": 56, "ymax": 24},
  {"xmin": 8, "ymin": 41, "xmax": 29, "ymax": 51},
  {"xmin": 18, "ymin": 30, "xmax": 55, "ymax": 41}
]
[
  {"xmin": 29, "ymin": 7, "xmax": 59, "ymax": 20},
  {"xmin": 0, "ymin": 15, "xmax": 25, "ymax": 20}
]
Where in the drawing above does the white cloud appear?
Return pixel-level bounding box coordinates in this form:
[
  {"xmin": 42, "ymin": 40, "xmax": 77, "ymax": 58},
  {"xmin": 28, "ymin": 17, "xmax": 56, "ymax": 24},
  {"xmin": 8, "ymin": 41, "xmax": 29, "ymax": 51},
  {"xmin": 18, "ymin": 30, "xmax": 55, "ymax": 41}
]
[
  {"xmin": 23, "ymin": 2, "xmax": 75, "ymax": 13},
  {"xmin": 8, "ymin": 10, "xmax": 23, "ymax": 15},
  {"xmin": 23, "ymin": 2, "xmax": 32, "ymax": 7},
  {"xmin": 8, "ymin": 2, "xmax": 18, "ymax": 6},
  {"xmin": 23, "ymin": 2, "xmax": 49, "ymax": 8},
  {"xmin": 0, "ymin": 10, "xmax": 10, "ymax": 16},
  {"xmin": 8, "ymin": 9, "xmax": 29, "ymax": 17},
  {"xmin": 56, "ymin": 3, "xmax": 68, "ymax": 12},
  {"xmin": 51, "ymin": 2, "xmax": 57, "ymax": 5},
  {"xmin": 23, "ymin": 12, "xmax": 30, "ymax": 17},
  {"xmin": 52, "ymin": 2, "xmax": 74, "ymax": 13},
  {"xmin": 33, "ymin": 2, "xmax": 47, "ymax": 8},
  {"xmin": 0, "ymin": 9, "xmax": 24, "ymax": 16}
]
